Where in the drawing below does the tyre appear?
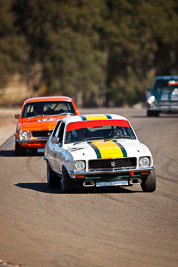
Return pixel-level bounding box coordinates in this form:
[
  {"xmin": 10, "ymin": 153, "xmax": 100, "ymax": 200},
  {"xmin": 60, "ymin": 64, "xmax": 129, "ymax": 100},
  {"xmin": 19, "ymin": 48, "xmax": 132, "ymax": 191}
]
[
  {"xmin": 147, "ymin": 110, "xmax": 153, "ymax": 117},
  {"xmin": 154, "ymin": 111, "xmax": 159, "ymax": 117},
  {"xmin": 62, "ymin": 166, "xmax": 76, "ymax": 193},
  {"xmin": 47, "ymin": 162, "xmax": 61, "ymax": 188},
  {"xmin": 141, "ymin": 170, "xmax": 156, "ymax": 192},
  {"xmin": 147, "ymin": 110, "xmax": 159, "ymax": 117},
  {"xmin": 15, "ymin": 141, "xmax": 25, "ymax": 156},
  {"xmin": 31, "ymin": 148, "xmax": 37, "ymax": 155}
]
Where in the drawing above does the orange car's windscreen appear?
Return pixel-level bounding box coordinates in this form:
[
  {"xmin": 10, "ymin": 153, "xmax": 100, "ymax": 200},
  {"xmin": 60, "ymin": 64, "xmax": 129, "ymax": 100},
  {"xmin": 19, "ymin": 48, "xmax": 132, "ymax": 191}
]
[
  {"xmin": 65, "ymin": 120, "xmax": 136, "ymax": 144},
  {"xmin": 21, "ymin": 101, "xmax": 76, "ymax": 118}
]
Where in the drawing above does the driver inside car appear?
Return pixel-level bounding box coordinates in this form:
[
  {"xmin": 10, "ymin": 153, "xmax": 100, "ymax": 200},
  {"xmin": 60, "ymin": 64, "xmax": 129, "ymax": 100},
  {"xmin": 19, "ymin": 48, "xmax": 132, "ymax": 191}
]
[
  {"xmin": 67, "ymin": 128, "xmax": 89, "ymax": 143},
  {"xmin": 33, "ymin": 105, "xmax": 44, "ymax": 115}
]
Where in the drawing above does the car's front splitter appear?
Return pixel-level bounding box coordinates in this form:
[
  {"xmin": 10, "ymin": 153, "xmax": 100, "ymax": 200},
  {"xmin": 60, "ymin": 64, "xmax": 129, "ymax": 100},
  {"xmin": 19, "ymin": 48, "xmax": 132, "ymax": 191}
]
[{"xmin": 73, "ymin": 169, "xmax": 155, "ymax": 187}]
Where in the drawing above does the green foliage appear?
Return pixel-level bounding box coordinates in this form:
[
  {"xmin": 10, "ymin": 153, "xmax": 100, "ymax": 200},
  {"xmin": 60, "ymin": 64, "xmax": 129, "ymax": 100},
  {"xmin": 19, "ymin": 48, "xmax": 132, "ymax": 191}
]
[
  {"xmin": 43, "ymin": 29, "xmax": 103, "ymax": 106},
  {"xmin": 0, "ymin": 0, "xmax": 29, "ymax": 88},
  {"xmin": 0, "ymin": 0, "xmax": 178, "ymax": 106},
  {"xmin": 103, "ymin": 0, "xmax": 178, "ymax": 106}
]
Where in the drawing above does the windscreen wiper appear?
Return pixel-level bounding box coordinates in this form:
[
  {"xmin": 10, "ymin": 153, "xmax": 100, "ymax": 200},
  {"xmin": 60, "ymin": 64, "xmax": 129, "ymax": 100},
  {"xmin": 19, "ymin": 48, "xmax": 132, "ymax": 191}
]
[
  {"xmin": 59, "ymin": 112, "xmax": 74, "ymax": 116},
  {"xmin": 113, "ymin": 135, "xmax": 135, "ymax": 139}
]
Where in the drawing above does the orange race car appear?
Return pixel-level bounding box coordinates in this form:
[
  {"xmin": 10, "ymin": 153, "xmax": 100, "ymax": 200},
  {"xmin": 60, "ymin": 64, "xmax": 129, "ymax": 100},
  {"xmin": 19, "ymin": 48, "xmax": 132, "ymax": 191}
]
[{"xmin": 15, "ymin": 96, "xmax": 80, "ymax": 156}]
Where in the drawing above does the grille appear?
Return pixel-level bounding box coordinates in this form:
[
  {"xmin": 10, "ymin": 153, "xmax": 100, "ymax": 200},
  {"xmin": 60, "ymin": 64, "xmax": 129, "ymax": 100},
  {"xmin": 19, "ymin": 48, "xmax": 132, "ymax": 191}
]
[
  {"xmin": 89, "ymin": 157, "xmax": 137, "ymax": 170},
  {"xmin": 156, "ymin": 101, "xmax": 178, "ymax": 106},
  {"xmin": 31, "ymin": 130, "xmax": 52, "ymax": 138}
]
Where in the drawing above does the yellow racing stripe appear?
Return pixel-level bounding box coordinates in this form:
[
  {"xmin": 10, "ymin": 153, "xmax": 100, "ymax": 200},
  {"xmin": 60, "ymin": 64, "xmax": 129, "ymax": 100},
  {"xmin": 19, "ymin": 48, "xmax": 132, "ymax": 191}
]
[
  {"xmin": 84, "ymin": 114, "xmax": 108, "ymax": 120},
  {"xmin": 92, "ymin": 140, "xmax": 124, "ymax": 159}
]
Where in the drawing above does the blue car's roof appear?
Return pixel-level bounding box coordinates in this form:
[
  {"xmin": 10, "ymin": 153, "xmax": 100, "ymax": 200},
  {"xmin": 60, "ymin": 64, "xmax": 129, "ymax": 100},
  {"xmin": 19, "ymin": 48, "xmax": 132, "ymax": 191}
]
[{"xmin": 155, "ymin": 75, "xmax": 178, "ymax": 80}]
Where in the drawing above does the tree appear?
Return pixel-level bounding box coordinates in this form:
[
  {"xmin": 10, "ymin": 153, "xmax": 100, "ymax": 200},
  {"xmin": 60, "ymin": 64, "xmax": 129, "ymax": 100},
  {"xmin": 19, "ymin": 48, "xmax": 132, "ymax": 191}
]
[
  {"xmin": 102, "ymin": 0, "xmax": 178, "ymax": 106},
  {"xmin": 1, "ymin": 0, "xmax": 178, "ymax": 107},
  {"xmin": 0, "ymin": 0, "xmax": 28, "ymax": 91}
]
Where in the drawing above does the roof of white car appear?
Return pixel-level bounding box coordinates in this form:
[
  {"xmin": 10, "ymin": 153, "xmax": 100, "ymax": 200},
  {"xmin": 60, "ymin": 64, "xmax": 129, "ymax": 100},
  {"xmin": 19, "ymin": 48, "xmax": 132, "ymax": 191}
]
[{"xmin": 62, "ymin": 114, "xmax": 129, "ymax": 124}]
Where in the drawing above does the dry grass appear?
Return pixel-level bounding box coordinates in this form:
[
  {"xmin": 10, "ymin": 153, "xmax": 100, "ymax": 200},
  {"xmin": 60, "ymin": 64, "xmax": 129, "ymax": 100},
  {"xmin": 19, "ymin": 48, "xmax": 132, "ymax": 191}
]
[{"xmin": 0, "ymin": 74, "xmax": 28, "ymax": 106}]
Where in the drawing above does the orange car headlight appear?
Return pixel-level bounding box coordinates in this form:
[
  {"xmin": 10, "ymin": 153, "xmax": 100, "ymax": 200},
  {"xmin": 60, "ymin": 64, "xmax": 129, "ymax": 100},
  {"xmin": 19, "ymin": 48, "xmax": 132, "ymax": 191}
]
[{"xmin": 19, "ymin": 130, "xmax": 29, "ymax": 140}]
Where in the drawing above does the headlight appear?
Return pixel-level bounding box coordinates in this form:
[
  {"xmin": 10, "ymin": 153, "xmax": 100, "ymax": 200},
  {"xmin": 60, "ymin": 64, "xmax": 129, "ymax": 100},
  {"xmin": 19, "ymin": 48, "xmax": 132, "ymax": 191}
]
[
  {"xmin": 147, "ymin": 95, "xmax": 155, "ymax": 105},
  {"xmin": 139, "ymin": 157, "xmax": 150, "ymax": 167},
  {"xmin": 19, "ymin": 130, "xmax": 29, "ymax": 140},
  {"xmin": 74, "ymin": 160, "xmax": 86, "ymax": 171}
]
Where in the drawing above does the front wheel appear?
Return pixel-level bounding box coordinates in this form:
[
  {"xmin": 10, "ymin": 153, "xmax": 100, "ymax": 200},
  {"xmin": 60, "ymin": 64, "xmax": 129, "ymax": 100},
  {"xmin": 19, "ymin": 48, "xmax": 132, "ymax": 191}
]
[
  {"xmin": 141, "ymin": 170, "xmax": 156, "ymax": 192},
  {"xmin": 15, "ymin": 141, "xmax": 25, "ymax": 156},
  {"xmin": 147, "ymin": 110, "xmax": 159, "ymax": 117},
  {"xmin": 47, "ymin": 162, "xmax": 61, "ymax": 188},
  {"xmin": 62, "ymin": 166, "xmax": 76, "ymax": 193},
  {"xmin": 154, "ymin": 111, "xmax": 159, "ymax": 117},
  {"xmin": 147, "ymin": 110, "xmax": 153, "ymax": 117}
]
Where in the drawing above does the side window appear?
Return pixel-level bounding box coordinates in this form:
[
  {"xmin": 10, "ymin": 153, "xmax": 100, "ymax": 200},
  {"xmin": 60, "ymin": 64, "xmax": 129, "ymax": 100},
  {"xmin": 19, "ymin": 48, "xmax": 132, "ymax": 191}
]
[
  {"xmin": 57, "ymin": 122, "xmax": 65, "ymax": 143},
  {"xmin": 52, "ymin": 121, "xmax": 61, "ymax": 137}
]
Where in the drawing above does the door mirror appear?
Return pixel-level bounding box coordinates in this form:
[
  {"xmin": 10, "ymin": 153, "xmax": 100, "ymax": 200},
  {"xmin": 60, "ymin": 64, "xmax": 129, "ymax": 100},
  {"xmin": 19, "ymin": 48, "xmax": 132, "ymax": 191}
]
[
  {"xmin": 52, "ymin": 137, "xmax": 59, "ymax": 144},
  {"xmin": 15, "ymin": 114, "xmax": 20, "ymax": 119}
]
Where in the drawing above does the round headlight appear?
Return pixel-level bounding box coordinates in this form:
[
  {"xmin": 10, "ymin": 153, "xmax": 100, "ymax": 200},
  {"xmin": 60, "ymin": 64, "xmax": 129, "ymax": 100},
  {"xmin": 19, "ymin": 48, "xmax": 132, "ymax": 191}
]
[
  {"xmin": 74, "ymin": 161, "xmax": 85, "ymax": 171},
  {"xmin": 147, "ymin": 95, "xmax": 155, "ymax": 105},
  {"xmin": 20, "ymin": 130, "xmax": 29, "ymax": 140},
  {"xmin": 139, "ymin": 157, "xmax": 150, "ymax": 167}
]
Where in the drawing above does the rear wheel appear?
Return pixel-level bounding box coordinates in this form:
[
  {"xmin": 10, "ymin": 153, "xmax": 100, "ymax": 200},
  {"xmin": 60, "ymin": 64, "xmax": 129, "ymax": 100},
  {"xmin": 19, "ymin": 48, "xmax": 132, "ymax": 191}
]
[
  {"xmin": 141, "ymin": 170, "xmax": 156, "ymax": 192},
  {"xmin": 15, "ymin": 141, "xmax": 25, "ymax": 156},
  {"xmin": 62, "ymin": 166, "xmax": 76, "ymax": 193},
  {"xmin": 47, "ymin": 162, "xmax": 61, "ymax": 188}
]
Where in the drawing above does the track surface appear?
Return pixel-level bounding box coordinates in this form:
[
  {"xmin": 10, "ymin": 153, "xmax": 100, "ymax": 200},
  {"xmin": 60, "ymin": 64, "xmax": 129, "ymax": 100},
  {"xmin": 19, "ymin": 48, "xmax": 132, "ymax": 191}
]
[{"xmin": 0, "ymin": 108, "xmax": 178, "ymax": 267}]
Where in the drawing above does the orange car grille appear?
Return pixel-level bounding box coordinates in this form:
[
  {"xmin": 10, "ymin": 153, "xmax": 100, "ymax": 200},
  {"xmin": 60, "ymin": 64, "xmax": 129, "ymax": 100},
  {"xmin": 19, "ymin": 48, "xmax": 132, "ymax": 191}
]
[{"xmin": 31, "ymin": 130, "xmax": 53, "ymax": 138}]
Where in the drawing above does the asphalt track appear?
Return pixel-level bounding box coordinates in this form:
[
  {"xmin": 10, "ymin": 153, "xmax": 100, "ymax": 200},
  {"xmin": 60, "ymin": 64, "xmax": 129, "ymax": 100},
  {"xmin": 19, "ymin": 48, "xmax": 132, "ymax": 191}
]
[{"xmin": 0, "ymin": 108, "xmax": 178, "ymax": 267}]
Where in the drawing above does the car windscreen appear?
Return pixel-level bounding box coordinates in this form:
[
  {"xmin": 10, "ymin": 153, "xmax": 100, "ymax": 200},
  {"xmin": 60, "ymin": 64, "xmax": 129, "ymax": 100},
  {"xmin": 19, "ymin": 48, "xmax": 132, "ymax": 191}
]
[
  {"xmin": 65, "ymin": 119, "xmax": 136, "ymax": 144},
  {"xmin": 153, "ymin": 79, "xmax": 178, "ymax": 92},
  {"xmin": 21, "ymin": 101, "xmax": 76, "ymax": 118}
]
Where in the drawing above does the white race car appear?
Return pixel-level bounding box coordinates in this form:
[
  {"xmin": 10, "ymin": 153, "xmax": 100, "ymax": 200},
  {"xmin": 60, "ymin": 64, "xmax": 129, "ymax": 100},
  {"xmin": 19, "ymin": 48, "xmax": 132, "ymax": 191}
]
[{"xmin": 44, "ymin": 114, "xmax": 156, "ymax": 193}]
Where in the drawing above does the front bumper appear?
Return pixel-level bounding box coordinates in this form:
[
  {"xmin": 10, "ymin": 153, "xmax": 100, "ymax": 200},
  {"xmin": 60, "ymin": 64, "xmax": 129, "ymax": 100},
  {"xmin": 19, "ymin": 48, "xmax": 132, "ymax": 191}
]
[
  {"xmin": 16, "ymin": 137, "xmax": 49, "ymax": 142},
  {"xmin": 16, "ymin": 137, "xmax": 48, "ymax": 148},
  {"xmin": 147, "ymin": 103, "xmax": 178, "ymax": 112},
  {"xmin": 69, "ymin": 166, "xmax": 155, "ymax": 179}
]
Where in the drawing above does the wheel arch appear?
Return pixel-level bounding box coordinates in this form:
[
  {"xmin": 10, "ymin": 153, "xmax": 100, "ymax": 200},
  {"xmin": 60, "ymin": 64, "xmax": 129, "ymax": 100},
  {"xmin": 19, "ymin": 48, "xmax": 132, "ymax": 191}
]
[{"xmin": 62, "ymin": 163, "xmax": 71, "ymax": 177}]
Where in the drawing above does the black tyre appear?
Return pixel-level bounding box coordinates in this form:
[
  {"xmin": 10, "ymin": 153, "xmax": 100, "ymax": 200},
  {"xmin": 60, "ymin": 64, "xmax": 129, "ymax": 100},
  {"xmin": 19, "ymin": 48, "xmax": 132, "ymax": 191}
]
[
  {"xmin": 147, "ymin": 110, "xmax": 160, "ymax": 117},
  {"xmin": 154, "ymin": 111, "xmax": 159, "ymax": 117},
  {"xmin": 141, "ymin": 170, "xmax": 156, "ymax": 192},
  {"xmin": 15, "ymin": 141, "xmax": 25, "ymax": 156},
  {"xmin": 31, "ymin": 148, "xmax": 37, "ymax": 155},
  {"xmin": 47, "ymin": 162, "xmax": 61, "ymax": 188},
  {"xmin": 62, "ymin": 166, "xmax": 76, "ymax": 193},
  {"xmin": 147, "ymin": 110, "xmax": 153, "ymax": 117}
]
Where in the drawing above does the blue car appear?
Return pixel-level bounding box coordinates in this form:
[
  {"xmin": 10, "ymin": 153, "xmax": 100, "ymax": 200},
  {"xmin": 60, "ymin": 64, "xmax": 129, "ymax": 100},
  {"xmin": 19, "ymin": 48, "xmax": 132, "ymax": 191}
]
[{"xmin": 147, "ymin": 75, "xmax": 178, "ymax": 116}]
